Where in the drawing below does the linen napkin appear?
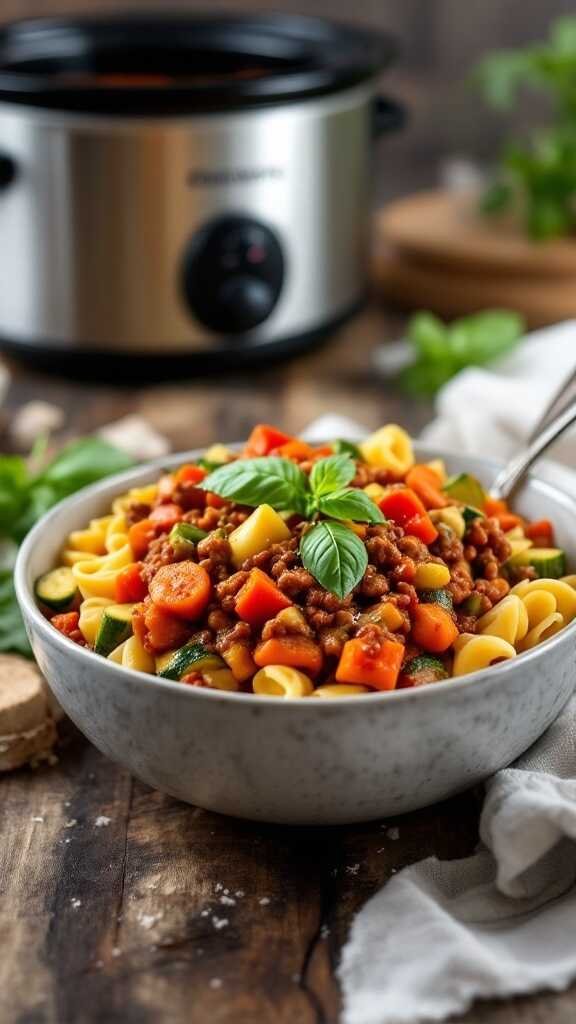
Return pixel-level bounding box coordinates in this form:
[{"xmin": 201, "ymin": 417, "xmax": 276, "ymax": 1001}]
[{"xmin": 303, "ymin": 321, "xmax": 576, "ymax": 1024}]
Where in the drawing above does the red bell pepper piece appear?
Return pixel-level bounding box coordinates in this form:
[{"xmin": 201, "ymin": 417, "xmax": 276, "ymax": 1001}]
[
  {"xmin": 175, "ymin": 464, "xmax": 207, "ymax": 485},
  {"xmin": 235, "ymin": 568, "xmax": 292, "ymax": 627},
  {"xmin": 51, "ymin": 611, "xmax": 80, "ymax": 637},
  {"xmin": 379, "ymin": 488, "xmax": 438, "ymax": 544},
  {"xmin": 243, "ymin": 424, "xmax": 295, "ymax": 457},
  {"xmin": 525, "ymin": 519, "xmax": 554, "ymax": 546},
  {"xmin": 336, "ymin": 636, "xmax": 404, "ymax": 691}
]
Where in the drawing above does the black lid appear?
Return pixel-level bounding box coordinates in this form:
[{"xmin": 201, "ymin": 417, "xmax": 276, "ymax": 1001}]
[{"xmin": 0, "ymin": 12, "xmax": 396, "ymax": 115}]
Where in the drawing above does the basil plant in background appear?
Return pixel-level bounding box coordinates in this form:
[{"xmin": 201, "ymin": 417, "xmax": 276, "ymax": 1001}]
[{"xmin": 476, "ymin": 15, "xmax": 576, "ymax": 240}]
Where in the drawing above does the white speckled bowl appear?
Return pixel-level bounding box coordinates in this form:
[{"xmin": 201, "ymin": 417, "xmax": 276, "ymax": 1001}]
[{"xmin": 15, "ymin": 445, "xmax": 576, "ymax": 825}]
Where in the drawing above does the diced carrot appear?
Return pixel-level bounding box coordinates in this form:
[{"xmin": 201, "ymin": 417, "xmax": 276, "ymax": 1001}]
[
  {"xmin": 380, "ymin": 488, "xmax": 438, "ymax": 544},
  {"xmin": 128, "ymin": 518, "xmax": 156, "ymax": 559},
  {"xmin": 51, "ymin": 611, "xmax": 80, "ymax": 637},
  {"xmin": 149, "ymin": 503, "xmax": 182, "ymax": 531},
  {"xmin": 484, "ymin": 496, "xmax": 508, "ymax": 517},
  {"xmin": 175, "ymin": 464, "xmax": 207, "ymax": 485},
  {"xmin": 411, "ymin": 604, "xmax": 458, "ymax": 653},
  {"xmin": 243, "ymin": 424, "xmax": 295, "ymax": 457},
  {"xmin": 406, "ymin": 465, "xmax": 448, "ymax": 510},
  {"xmin": 497, "ymin": 513, "xmax": 523, "ymax": 532},
  {"xmin": 270, "ymin": 440, "xmax": 316, "ymax": 461},
  {"xmin": 254, "ymin": 636, "xmax": 323, "ymax": 676},
  {"xmin": 525, "ymin": 519, "xmax": 554, "ymax": 546},
  {"xmin": 141, "ymin": 601, "xmax": 190, "ymax": 652},
  {"xmin": 115, "ymin": 562, "xmax": 147, "ymax": 604},
  {"xmin": 149, "ymin": 560, "xmax": 212, "ymax": 621},
  {"xmin": 235, "ymin": 568, "xmax": 292, "ymax": 627},
  {"xmin": 335, "ymin": 637, "xmax": 404, "ymax": 691}
]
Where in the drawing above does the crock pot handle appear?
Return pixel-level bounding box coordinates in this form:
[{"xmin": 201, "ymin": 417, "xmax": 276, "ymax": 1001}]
[{"xmin": 372, "ymin": 95, "xmax": 407, "ymax": 137}]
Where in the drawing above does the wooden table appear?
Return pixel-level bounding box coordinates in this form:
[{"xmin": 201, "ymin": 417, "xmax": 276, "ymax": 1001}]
[{"xmin": 1, "ymin": 304, "xmax": 574, "ymax": 1024}]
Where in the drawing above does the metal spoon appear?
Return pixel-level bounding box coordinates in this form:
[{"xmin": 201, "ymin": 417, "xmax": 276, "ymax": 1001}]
[{"xmin": 490, "ymin": 396, "xmax": 576, "ymax": 500}]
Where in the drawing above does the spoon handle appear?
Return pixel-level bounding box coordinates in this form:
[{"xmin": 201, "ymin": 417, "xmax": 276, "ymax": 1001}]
[{"xmin": 490, "ymin": 397, "xmax": 576, "ymax": 501}]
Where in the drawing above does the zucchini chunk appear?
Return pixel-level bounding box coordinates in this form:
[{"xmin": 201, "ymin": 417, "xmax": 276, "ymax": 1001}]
[
  {"xmin": 461, "ymin": 505, "xmax": 484, "ymax": 525},
  {"xmin": 35, "ymin": 567, "xmax": 78, "ymax": 611},
  {"xmin": 443, "ymin": 473, "xmax": 486, "ymax": 509},
  {"xmin": 419, "ymin": 588, "xmax": 454, "ymax": 611},
  {"xmin": 402, "ymin": 655, "xmax": 448, "ymax": 686},
  {"xmin": 169, "ymin": 522, "xmax": 208, "ymax": 556},
  {"xmin": 462, "ymin": 593, "xmax": 484, "ymax": 616},
  {"xmin": 95, "ymin": 604, "xmax": 134, "ymax": 657},
  {"xmin": 509, "ymin": 547, "xmax": 567, "ymax": 579},
  {"xmin": 158, "ymin": 641, "xmax": 225, "ymax": 681},
  {"xmin": 332, "ymin": 439, "xmax": 362, "ymax": 459}
]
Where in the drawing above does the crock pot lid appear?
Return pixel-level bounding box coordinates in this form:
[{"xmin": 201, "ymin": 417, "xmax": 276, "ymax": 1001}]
[{"xmin": 0, "ymin": 12, "xmax": 397, "ymax": 114}]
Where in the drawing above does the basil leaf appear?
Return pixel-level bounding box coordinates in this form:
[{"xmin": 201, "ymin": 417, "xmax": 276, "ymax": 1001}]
[
  {"xmin": 332, "ymin": 439, "xmax": 362, "ymax": 460},
  {"xmin": 317, "ymin": 489, "xmax": 384, "ymax": 524},
  {"xmin": 309, "ymin": 454, "xmax": 355, "ymax": 498},
  {"xmin": 300, "ymin": 521, "xmax": 368, "ymax": 599},
  {"xmin": 39, "ymin": 438, "xmax": 135, "ymax": 496},
  {"xmin": 0, "ymin": 569, "xmax": 32, "ymax": 657},
  {"xmin": 201, "ymin": 457, "xmax": 308, "ymax": 513}
]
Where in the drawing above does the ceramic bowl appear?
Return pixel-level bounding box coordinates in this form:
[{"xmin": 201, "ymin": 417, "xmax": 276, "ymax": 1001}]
[{"xmin": 15, "ymin": 445, "xmax": 576, "ymax": 825}]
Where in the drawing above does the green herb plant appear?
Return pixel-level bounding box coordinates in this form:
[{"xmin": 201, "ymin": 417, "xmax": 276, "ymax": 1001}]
[
  {"xmin": 476, "ymin": 16, "xmax": 576, "ymax": 239},
  {"xmin": 202, "ymin": 453, "xmax": 383, "ymax": 598},
  {"xmin": 0, "ymin": 437, "xmax": 135, "ymax": 656},
  {"xmin": 400, "ymin": 309, "xmax": 524, "ymax": 396}
]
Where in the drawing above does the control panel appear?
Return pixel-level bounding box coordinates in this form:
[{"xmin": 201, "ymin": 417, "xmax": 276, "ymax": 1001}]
[{"xmin": 181, "ymin": 215, "xmax": 285, "ymax": 335}]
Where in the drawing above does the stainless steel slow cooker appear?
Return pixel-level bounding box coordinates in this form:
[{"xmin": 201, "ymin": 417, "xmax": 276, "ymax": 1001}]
[{"xmin": 0, "ymin": 13, "xmax": 403, "ymax": 367}]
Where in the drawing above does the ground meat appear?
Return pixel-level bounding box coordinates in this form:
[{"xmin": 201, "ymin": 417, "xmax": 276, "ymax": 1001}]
[
  {"xmin": 359, "ymin": 565, "xmax": 390, "ymax": 599},
  {"xmin": 318, "ymin": 626, "xmax": 350, "ymax": 659},
  {"xmin": 455, "ymin": 613, "xmax": 480, "ymax": 634},
  {"xmin": 215, "ymin": 620, "xmax": 252, "ymax": 654},
  {"xmin": 207, "ymin": 608, "xmax": 233, "ymax": 632},
  {"xmin": 196, "ymin": 534, "xmax": 233, "ymax": 580},
  {"xmin": 124, "ymin": 501, "xmax": 152, "ymax": 527},
  {"xmin": 508, "ymin": 564, "xmax": 538, "ymax": 584},
  {"xmin": 473, "ymin": 576, "xmax": 510, "ymax": 607},
  {"xmin": 397, "ymin": 535, "xmax": 430, "ymax": 561},
  {"xmin": 431, "ymin": 524, "xmax": 464, "ymax": 564},
  {"xmin": 171, "ymin": 482, "xmax": 207, "ymax": 511},
  {"xmin": 448, "ymin": 559, "xmax": 474, "ymax": 605},
  {"xmin": 395, "ymin": 582, "xmax": 419, "ymax": 613},
  {"xmin": 465, "ymin": 517, "xmax": 512, "ymax": 567},
  {"xmin": 364, "ymin": 524, "xmax": 404, "ymax": 570},
  {"xmin": 305, "ymin": 607, "xmax": 335, "ymax": 629},
  {"xmin": 184, "ymin": 506, "xmax": 222, "ymax": 533},
  {"xmin": 241, "ymin": 538, "xmax": 298, "ymax": 574},
  {"xmin": 141, "ymin": 537, "xmax": 181, "ymax": 583},
  {"xmin": 355, "ymin": 621, "xmax": 404, "ymax": 656},
  {"xmin": 261, "ymin": 608, "xmax": 312, "ymax": 641},
  {"xmin": 275, "ymin": 567, "xmax": 315, "ymax": 597},
  {"xmin": 215, "ymin": 571, "xmax": 249, "ymax": 613},
  {"xmin": 352, "ymin": 464, "xmax": 397, "ymax": 488}
]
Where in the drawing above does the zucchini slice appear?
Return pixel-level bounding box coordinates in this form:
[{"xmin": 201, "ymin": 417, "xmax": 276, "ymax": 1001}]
[
  {"xmin": 169, "ymin": 522, "xmax": 208, "ymax": 556},
  {"xmin": 94, "ymin": 604, "xmax": 135, "ymax": 657},
  {"xmin": 402, "ymin": 655, "xmax": 448, "ymax": 685},
  {"xmin": 443, "ymin": 473, "xmax": 486, "ymax": 510},
  {"xmin": 509, "ymin": 547, "xmax": 567, "ymax": 579},
  {"xmin": 462, "ymin": 593, "xmax": 484, "ymax": 616},
  {"xmin": 461, "ymin": 505, "xmax": 484, "ymax": 525},
  {"xmin": 419, "ymin": 588, "xmax": 454, "ymax": 611},
  {"xmin": 158, "ymin": 641, "xmax": 225, "ymax": 681},
  {"xmin": 35, "ymin": 567, "xmax": 78, "ymax": 611}
]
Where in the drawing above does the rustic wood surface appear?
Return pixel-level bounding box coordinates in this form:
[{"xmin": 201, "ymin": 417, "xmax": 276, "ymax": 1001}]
[{"xmin": 2, "ymin": 304, "xmax": 576, "ymax": 1024}]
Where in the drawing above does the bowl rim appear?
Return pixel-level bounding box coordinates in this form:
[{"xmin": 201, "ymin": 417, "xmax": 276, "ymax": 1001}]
[{"xmin": 15, "ymin": 441, "xmax": 576, "ymax": 708}]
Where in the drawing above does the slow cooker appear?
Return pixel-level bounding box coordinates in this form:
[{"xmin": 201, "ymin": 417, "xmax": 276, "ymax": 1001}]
[{"xmin": 0, "ymin": 13, "xmax": 404, "ymax": 367}]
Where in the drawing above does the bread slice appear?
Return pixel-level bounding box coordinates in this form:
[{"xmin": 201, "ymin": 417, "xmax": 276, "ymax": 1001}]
[{"xmin": 0, "ymin": 655, "xmax": 58, "ymax": 771}]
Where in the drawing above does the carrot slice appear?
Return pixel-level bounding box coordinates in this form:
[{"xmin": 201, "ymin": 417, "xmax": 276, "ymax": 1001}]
[
  {"xmin": 235, "ymin": 568, "xmax": 292, "ymax": 627},
  {"xmin": 496, "ymin": 513, "xmax": 523, "ymax": 532},
  {"xmin": 115, "ymin": 562, "xmax": 147, "ymax": 604},
  {"xmin": 484, "ymin": 497, "xmax": 508, "ymax": 517},
  {"xmin": 411, "ymin": 604, "xmax": 458, "ymax": 653},
  {"xmin": 176, "ymin": 464, "xmax": 207, "ymax": 485},
  {"xmin": 269, "ymin": 440, "xmax": 316, "ymax": 461},
  {"xmin": 525, "ymin": 519, "xmax": 554, "ymax": 545},
  {"xmin": 140, "ymin": 601, "xmax": 190, "ymax": 652},
  {"xmin": 254, "ymin": 636, "xmax": 323, "ymax": 675},
  {"xmin": 128, "ymin": 518, "xmax": 156, "ymax": 560},
  {"xmin": 149, "ymin": 503, "xmax": 182, "ymax": 531},
  {"xmin": 149, "ymin": 560, "xmax": 212, "ymax": 620},
  {"xmin": 336, "ymin": 637, "xmax": 404, "ymax": 690}
]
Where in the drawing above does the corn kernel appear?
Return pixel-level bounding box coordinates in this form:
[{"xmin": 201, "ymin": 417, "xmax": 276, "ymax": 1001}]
[{"xmin": 414, "ymin": 562, "xmax": 451, "ymax": 589}]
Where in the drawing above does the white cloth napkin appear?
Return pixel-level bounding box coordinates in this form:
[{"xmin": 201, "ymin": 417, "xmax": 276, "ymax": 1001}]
[{"xmin": 303, "ymin": 321, "xmax": 576, "ymax": 1024}]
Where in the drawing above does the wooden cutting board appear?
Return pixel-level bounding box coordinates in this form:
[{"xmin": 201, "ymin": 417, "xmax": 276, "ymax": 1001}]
[{"xmin": 373, "ymin": 190, "xmax": 576, "ymax": 326}]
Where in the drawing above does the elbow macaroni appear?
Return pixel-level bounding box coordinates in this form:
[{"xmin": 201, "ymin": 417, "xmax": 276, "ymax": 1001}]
[{"xmin": 452, "ymin": 634, "xmax": 517, "ymax": 676}]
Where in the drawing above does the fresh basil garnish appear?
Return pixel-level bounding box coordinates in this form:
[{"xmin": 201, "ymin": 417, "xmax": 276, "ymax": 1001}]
[
  {"xmin": 309, "ymin": 453, "xmax": 355, "ymax": 497},
  {"xmin": 300, "ymin": 521, "xmax": 368, "ymax": 599},
  {"xmin": 317, "ymin": 488, "xmax": 384, "ymax": 524},
  {"xmin": 332, "ymin": 438, "xmax": 362, "ymax": 460},
  {"xmin": 200, "ymin": 457, "xmax": 308, "ymax": 514}
]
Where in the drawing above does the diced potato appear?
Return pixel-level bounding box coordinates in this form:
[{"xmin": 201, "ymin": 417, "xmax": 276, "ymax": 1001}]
[
  {"xmin": 204, "ymin": 443, "xmax": 234, "ymax": 464},
  {"xmin": 363, "ymin": 483, "xmax": 389, "ymax": 504},
  {"xmin": 202, "ymin": 667, "xmax": 239, "ymax": 691},
  {"xmin": 228, "ymin": 504, "xmax": 291, "ymax": 567},
  {"xmin": 360, "ymin": 425, "xmax": 414, "ymax": 475},
  {"xmin": 271, "ymin": 607, "xmax": 310, "ymax": 633},
  {"xmin": 506, "ymin": 538, "xmax": 533, "ymax": 560},
  {"xmin": 253, "ymin": 666, "xmax": 314, "ymax": 697},
  {"xmin": 359, "ymin": 600, "xmax": 404, "ymax": 631},
  {"xmin": 413, "ymin": 562, "xmax": 451, "ymax": 589},
  {"xmin": 223, "ymin": 642, "xmax": 257, "ymax": 682}
]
